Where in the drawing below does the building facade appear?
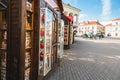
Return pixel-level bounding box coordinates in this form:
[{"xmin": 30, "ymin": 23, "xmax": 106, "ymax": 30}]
[
  {"xmin": 78, "ymin": 20, "xmax": 104, "ymax": 36},
  {"xmin": 105, "ymin": 18, "xmax": 120, "ymax": 38},
  {"xmin": 63, "ymin": 3, "xmax": 80, "ymax": 27}
]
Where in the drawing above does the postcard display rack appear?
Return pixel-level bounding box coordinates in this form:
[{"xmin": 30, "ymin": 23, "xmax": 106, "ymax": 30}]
[
  {"xmin": 39, "ymin": 8, "xmax": 52, "ymax": 76},
  {"xmin": 24, "ymin": 1, "xmax": 33, "ymax": 80},
  {"xmin": 0, "ymin": 3, "xmax": 7, "ymax": 80},
  {"xmin": 64, "ymin": 25, "xmax": 69, "ymax": 45}
]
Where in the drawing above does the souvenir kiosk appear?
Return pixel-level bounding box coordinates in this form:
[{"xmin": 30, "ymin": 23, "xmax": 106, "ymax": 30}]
[
  {"xmin": 39, "ymin": 0, "xmax": 63, "ymax": 80},
  {"xmin": 0, "ymin": 0, "xmax": 40, "ymax": 80},
  {"xmin": 62, "ymin": 14, "xmax": 73, "ymax": 49}
]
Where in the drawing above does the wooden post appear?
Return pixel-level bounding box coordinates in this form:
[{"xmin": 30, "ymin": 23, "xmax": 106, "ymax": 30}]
[
  {"xmin": 31, "ymin": 0, "xmax": 40, "ymax": 80},
  {"xmin": 7, "ymin": 0, "xmax": 26, "ymax": 80},
  {"xmin": 56, "ymin": 14, "xmax": 58, "ymax": 64}
]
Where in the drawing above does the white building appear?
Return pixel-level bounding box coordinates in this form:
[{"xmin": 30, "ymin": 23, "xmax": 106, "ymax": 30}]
[
  {"xmin": 78, "ymin": 20, "xmax": 104, "ymax": 36},
  {"xmin": 63, "ymin": 3, "xmax": 80, "ymax": 27},
  {"xmin": 105, "ymin": 18, "xmax": 120, "ymax": 38}
]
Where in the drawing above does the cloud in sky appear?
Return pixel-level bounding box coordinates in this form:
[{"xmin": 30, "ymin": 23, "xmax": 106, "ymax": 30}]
[
  {"xmin": 79, "ymin": 13, "xmax": 87, "ymax": 18},
  {"xmin": 101, "ymin": 0, "xmax": 111, "ymax": 21},
  {"xmin": 79, "ymin": 13, "xmax": 88, "ymax": 22}
]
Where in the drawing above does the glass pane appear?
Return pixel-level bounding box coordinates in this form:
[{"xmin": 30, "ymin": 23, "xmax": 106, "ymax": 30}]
[{"xmin": 39, "ymin": 8, "xmax": 52, "ymax": 76}]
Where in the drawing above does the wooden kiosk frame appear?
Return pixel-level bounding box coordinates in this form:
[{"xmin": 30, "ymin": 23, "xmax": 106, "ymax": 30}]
[
  {"xmin": 0, "ymin": 0, "xmax": 63, "ymax": 80},
  {"xmin": 0, "ymin": 0, "xmax": 40, "ymax": 80}
]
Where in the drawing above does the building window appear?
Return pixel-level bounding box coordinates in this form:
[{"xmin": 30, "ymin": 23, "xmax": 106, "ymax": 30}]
[
  {"xmin": 116, "ymin": 22, "xmax": 118, "ymax": 25},
  {"xmin": 92, "ymin": 27, "xmax": 94, "ymax": 29},
  {"xmin": 116, "ymin": 28, "xmax": 118, "ymax": 31},
  {"xmin": 115, "ymin": 33, "xmax": 118, "ymax": 36}
]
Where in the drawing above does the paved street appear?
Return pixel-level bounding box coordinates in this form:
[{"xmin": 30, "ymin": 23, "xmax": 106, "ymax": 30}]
[{"xmin": 48, "ymin": 38, "xmax": 120, "ymax": 80}]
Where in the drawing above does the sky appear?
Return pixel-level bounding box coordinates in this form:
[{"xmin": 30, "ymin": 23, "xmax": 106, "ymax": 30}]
[{"xmin": 63, "ymin": 0, "xmax": 120, "ymax": 23}]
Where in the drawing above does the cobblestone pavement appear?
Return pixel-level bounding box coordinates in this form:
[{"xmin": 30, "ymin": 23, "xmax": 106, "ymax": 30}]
[{"xmin": 47, "ymin": 38, "xmax": 120, "ymax": 80}]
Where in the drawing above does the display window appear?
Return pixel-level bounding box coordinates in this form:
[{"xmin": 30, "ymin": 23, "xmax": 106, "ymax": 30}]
[{"xmin": 39, "ymin": 8, "xmax": 52, "ymax": 76}]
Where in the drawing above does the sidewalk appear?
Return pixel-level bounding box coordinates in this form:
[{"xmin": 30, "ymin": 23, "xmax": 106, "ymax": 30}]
[
  {"xmin": 104, "ymin": 37, "xmax": 120, "ymax": 40},
  {"xmin": 47, "ymin": 38, "xmax": 120, "ymax": 80}
]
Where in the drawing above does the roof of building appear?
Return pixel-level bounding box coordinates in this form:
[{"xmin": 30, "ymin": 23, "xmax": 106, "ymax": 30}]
[
  {"xmin": 79, "ymin": 22, "xmax": 87, "ymax": 25},
  {"xmin": 112, "ymin": 18, "xmax": 120, "ymax": 21},
  {"xmin": 105, "ymin": 18, "xmax": 120, "ymax": 27},
  {"xmin": 105, "ymin": 23, "xmax": 112, "ymax": 26},
  {"xmin": 79, "ymin": 21, "xmax": 103, "ymax": 27}
]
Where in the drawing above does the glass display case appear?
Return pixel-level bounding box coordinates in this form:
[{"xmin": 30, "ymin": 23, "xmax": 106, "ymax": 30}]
[
  {"xmin": 39, "ymin": 8, "xmax": 52, "ymax": 76},
  {"xmin": 64, "ymin": 25, "xmax": 69, "ymax": 45},
  {"xmin": 0, "ymin": 2, "xmax": 7, "ymax": 80}
]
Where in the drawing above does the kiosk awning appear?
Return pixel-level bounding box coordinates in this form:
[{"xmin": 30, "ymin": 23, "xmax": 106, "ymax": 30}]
[{"xmin": 64, "ymin": 14, "xmax": 73, "ymax": 22}]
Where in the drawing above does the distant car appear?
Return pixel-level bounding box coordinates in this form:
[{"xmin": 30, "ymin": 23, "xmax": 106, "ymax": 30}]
[
  {"xmin": 81, "ymin": 34, "xmax": 88, "ymax": 38},
  {"xmin": 96, "ymin": 33, "xmax": 104, "ymax": 38}
]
